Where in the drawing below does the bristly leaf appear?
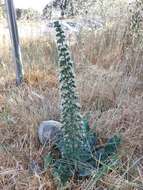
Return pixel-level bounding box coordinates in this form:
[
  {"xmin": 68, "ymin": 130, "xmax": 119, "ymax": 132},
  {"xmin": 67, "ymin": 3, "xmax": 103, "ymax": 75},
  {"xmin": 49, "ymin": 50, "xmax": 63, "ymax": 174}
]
[
  {"xmin": 82, "ymin": 118, "xmax": 90, "ymax": 132},
  {"xmin": 54, "ymin": 20, "xmax": 82, "ymax": 159},
  {"xmin": 44, "ymin": 152, "xmax": 54, "ymax": 170},
  {"xmin": 96, "ymin": 135, "xmax": 121, "ymax": 162},
  {"xmin": 51, "ymin": 20, "xmax": 122, "ymax": 184},
  {"xmin": 104, "ymin": 135, "xmax": 121, "ymax": 155},
  {"xmin": 53, "ymin": 159, "xmax": 73, "ymax": 185}
]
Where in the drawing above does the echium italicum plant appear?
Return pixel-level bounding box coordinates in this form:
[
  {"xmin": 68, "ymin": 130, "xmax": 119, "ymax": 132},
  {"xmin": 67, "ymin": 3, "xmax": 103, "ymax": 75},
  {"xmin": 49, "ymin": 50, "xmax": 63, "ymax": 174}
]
[
  {"xmin": 47, "ymin": 20, "xmax": 121, "ymax": 185},
  {"xmin": 54, "ymin": 21, "xmax": 83, "ymax": 159}
]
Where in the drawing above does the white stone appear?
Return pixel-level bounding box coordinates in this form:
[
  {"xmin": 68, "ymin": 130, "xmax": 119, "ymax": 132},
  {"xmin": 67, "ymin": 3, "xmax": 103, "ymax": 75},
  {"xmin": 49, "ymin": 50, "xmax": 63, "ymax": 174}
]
[{"xmin": 38, "ymin": 120, "xmax": 62, "ymax": 145}]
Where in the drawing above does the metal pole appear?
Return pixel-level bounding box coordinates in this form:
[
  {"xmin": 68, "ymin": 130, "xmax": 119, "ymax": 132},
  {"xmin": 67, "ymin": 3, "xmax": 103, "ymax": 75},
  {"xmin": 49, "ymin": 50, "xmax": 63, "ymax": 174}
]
[{"xmin": 5, "ymin": 0, "xmax": 24, "ymax": 85}]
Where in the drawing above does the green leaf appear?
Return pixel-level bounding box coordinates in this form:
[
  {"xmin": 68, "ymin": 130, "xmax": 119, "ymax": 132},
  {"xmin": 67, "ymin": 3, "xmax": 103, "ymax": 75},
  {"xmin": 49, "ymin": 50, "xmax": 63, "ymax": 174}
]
[
  {"xmin": 53, "ymin": 159, "xmax": 73, "ymax": 185},
  {"xmin": 43, "ymin": 153, "xmax": 54, "ymax": 170},
  {"xmin": 57, "ymin": 39, "xmax": 64, "ymax": 44},
  {"xmin": 104, "ymin": 135, "xmax": 121, "ymax": 155},
  {"xmin": 78, "ymin": 161, "xmax": 95, "ymax": 177},
  {"xmin": 82, "ymin": 118, "xmax": 90, "ymax": 132},
  {"xmin": 54, "ymin": 21, "xmax": 60, "ymax": 27},
  {"xmin": 96, "ymin": 135, "xmax": 121, "ymax": 162}
]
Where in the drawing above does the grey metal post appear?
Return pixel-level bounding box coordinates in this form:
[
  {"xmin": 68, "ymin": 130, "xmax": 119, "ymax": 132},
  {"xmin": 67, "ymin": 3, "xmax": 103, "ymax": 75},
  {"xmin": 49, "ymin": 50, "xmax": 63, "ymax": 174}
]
[{"xmin": 5, "ymin": 0, "xmax": 24, "ymax": 85}]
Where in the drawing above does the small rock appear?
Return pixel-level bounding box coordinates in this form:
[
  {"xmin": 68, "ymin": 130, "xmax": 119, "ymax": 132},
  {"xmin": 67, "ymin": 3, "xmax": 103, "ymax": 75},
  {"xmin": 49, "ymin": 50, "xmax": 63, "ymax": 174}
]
[{"xmin": 38, "ymin": 120, "xmax": 62, "ymax": 145}]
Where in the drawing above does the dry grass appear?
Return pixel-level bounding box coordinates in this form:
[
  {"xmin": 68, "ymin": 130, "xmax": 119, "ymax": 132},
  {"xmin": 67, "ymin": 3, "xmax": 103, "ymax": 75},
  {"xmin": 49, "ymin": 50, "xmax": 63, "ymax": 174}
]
[{"xmin": 0, "ymin": 7, "xmax": 143, "ymax": 190}]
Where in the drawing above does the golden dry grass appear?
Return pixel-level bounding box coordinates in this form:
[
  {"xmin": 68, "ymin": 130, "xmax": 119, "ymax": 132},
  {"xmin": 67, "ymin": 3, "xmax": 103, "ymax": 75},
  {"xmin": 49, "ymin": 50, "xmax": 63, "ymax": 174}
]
[{"xmin": 0, "ymin": 11, "xmax": 143, "ymax": 190}]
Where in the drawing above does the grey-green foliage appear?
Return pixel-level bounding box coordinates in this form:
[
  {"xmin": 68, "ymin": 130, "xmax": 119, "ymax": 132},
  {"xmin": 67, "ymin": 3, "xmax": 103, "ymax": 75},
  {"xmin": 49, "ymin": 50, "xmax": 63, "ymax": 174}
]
[
  {"xmin": 54, "ymin": 20, "xmax": 83, "ymax": 159},
  {"xmin": 43, "ymin": 118, "xmax": 121, "ymax": 185},
  {"xmin": 37, "ymin": 20, "xmax": 121, "ymax": 185},
  {"xmin": 43, "ymin": 21, "xmax": 121, "ymax": 185}
]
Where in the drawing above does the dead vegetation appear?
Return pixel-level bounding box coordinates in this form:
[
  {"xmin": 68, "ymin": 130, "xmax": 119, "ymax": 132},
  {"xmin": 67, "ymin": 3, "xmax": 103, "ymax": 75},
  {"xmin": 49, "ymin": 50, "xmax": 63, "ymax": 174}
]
[{"xmin": 0, "ymin": 5, "xmax": 143, "ymax": 190}]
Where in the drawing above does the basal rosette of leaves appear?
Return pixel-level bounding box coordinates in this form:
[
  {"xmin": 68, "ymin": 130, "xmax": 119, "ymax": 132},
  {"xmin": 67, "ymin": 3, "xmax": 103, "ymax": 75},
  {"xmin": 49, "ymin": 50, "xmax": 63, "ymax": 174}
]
[{"xmin": 43, "ymin": 21, "xmax": 121, "ymax": 185}]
